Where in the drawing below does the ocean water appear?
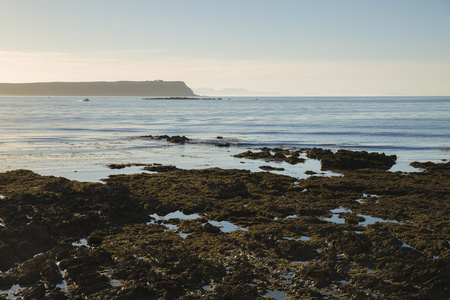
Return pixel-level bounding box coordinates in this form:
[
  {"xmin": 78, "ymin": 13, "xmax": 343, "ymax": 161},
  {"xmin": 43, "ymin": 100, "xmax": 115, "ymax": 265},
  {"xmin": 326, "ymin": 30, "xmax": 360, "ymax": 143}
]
[{"xmin": 0, "ymin": 96, "xmax": 448, "ymax": 181}]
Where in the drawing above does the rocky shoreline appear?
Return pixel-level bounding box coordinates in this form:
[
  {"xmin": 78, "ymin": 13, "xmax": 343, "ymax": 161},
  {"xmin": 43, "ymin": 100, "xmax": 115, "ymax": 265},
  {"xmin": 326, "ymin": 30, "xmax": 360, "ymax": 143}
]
[{"xmin": 0, "ymin": 144, "xmax": 449, "ymax": 299}]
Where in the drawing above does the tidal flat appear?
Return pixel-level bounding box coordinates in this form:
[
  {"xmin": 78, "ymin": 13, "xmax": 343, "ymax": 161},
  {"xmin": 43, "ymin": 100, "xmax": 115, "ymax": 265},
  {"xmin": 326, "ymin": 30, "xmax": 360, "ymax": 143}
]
[{"xmin": 0, "ymin": 145, "xmax": 449, "ymax": 299}]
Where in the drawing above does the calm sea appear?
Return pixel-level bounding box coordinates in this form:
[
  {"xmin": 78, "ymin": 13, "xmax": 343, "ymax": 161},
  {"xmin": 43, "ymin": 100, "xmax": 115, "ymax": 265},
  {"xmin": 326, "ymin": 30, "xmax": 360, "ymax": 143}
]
[{"xmin": 0, "ymin": 96, "xmax": 448, "ymax": 181}]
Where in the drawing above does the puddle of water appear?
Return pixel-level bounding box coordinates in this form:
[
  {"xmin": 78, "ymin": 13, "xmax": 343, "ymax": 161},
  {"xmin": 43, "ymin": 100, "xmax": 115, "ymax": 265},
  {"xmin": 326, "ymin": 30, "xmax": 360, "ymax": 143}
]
[
  {"xmin": 208, "ymin": 220, "xmax": 247, "ymax": 233},
  {"xmin": 149, "ymin": 211, "xmax": 201, "ymax": 221},
  {"xmin": 56, "ymin": 281, "xmax": 68, "ymax": 291},
  {"xmin": 400, "ymin": 241, "xmax": 416, "ymax": 250},
  {"xmin": 179, "ymin": 233, "xmax": 189, "ymax": 239},
  {"xmin": 148, "ymin": 211, "xmax": 246, "ymax": 234},
  {"xmin": 291, "ymin": 260, "xmax": 310, "ymax": 265},
  {"xmin": 363, "ymin": 193, "xmax": 378, "ymax": 198},
  {"xmin": 359, "ymin": 214, "xmax": 399, "ymax": 227},
  {"xmin": 0, "ymin": 284, "xmax": 23, "ymax": 299},
  {"xmin": 322, "ymin": 207, "xmax": 350, "ymax": 224},
  {"xmin": 54, "ymin": 268, "xmax": 69, "ymax": 291},
  {"xmin": 283, "ymin": 272, "xmax": 294, "ymax": 280},
  {"xmin": 264, "ymin": 290, "xmax": 289, "ymax": 299},
  {"xmin": 323, "ymin": 207, "xmax": 400, "ymax": 226},
  {"xmin": 164, "ymin": 224, "xmax": 179, "ymax": 231},
  {"xmin": 283, "ymin": 236, "xmax": 310, "ymax": 242},
  {"xmin": 147, "ymin": 211, "xmax": 201, "ymax": 238},
  {"xmin": 274, "ymin": 214, "xmax": 297, "ymax": 221},
  {"xmin": 110, "ymin": 279, "xmax": 122, "ymax": 287},
  {"xmin": 402, "ymin": 242, "xmax": 414, "ymax": 249},
  {"xmin": 330, "ymin": 207, "xmax": 350, "ymax": 214},
  {"xmin": 356, "ymin": 193, "xmax": 379, "ymax": 204},
  {"xmin": 72, "ymin": 238, "xmax": 91, "ymax": 248}
]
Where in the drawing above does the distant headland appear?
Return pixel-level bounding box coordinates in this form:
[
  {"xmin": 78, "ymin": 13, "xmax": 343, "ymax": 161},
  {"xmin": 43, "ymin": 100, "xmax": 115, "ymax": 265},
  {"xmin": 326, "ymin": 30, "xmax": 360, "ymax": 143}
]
[{"xmin": 0, "ymin": 81, "xmax": 196, "ymax": 96}]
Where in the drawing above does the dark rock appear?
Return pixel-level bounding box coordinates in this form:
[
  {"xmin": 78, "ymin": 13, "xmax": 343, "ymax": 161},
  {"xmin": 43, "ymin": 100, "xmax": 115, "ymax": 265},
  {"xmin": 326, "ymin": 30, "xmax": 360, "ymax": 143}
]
[
  {"xmin": 276, "ymin": 240, "xmax": 316, "ymax": 260},
  {"xmin": 166, "ymin": 135, "xmax": 190, "ymax": 144},
  {"xmin": 202, "ymin": 222, "xmax": 221, "ymax": 234},
  {"xmin": 77, "ymin": 272, "xmax": 109, "ymax": 294},
  {"xmin": 45, "ymin": 288, "xmax": 67, "ymax": 300},
  {"xmin": 208, "ymin": 283, "xmax": 259, "ymax": 299},
  {"xmin": 143, "ymin": 164, "xmax": 177, "ymax": 172},
  {"xmin": 285, "ymin": 156, "xmax": 306, "ymax": 164},
  {"xmin": 331, "ymin": 232, "xmax": 373, "ymax": 256},
  {"xmin": 410, "ymin": 161, "xmax": 450, "ymax": 172},
  {"xmin": 0, "ymin": 241, "xmax": 17, "ymax": 272},
  {"xmin": 305, "ymin": 147, "xmax": 333, "ymax": 159},
  {"xmin": 0, "ymin": 156, "xmax": 448, "ymax": 299},
  {"xmin": 107, "ymin": 164, "xmax": 127, "ymax": 169},
  {"xmin": 22, "ymin": 281, "xmax": 46, "ymax": 300},
  {"xmin": 259, "ymin": 165, "xmax": 285, "ymax": 171},
  {"xmin": 206, "ymin": 180, "xmax": 249, "ymax": 199},
  {"xmin": 234, "ymin": 147, "xmax": 306, "ymax": 165},
  {"xmin": 306, "ymin": 148, "xmax": 397, "ymax": 170},
  {"xmin": 215, "ymin": 143, "xmax": 230, "ymax": 147},
  {"xmin": 138, "ymin": 135, "xmax": 190, "ymax": 144}
]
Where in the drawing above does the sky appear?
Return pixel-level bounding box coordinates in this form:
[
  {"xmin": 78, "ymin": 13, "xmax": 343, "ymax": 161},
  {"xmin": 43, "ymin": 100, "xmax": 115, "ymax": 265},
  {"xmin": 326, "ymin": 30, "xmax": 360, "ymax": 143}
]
[{"xmin": 0, "ymin": 0, "xmax": 449, "ymax": 96}]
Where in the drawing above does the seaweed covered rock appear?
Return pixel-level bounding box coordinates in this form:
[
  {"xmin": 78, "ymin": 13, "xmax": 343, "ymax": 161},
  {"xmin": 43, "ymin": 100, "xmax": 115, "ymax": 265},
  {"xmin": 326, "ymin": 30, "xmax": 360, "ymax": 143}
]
[
  {"xmin": 306, "ymin": 148, "xmax": 397, "ymax": 170},
  {"xmin": 0, "ymin": 154, "xmax": 448, "ymax": 299},
  {"xmin": 0, "ymin": 170, "xmax": 149, "ymax": 270},
  {"xmin": 410, "ymin": 161, "xmax": 450, "ymax": 172},
  {"xmin": 138, "ymin": 134, "xmax": 190, "ymax": 144},
  {"xmin": 233, "ymin": 148, "xmax": 305, "ymax": 165}
]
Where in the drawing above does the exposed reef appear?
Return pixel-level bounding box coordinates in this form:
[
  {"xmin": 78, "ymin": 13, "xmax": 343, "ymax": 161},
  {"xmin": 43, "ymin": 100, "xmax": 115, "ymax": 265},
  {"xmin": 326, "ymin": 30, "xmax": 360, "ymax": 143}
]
[
  {"xmin": 0, "ymin": 149, "xmax": 448, "ymax": 299},
  {"xmin": 234, "ymin": 147, "xmax": 306, "ymax": 165},
  {"xmin": 137, "ymin": 135, "xmax": 190, "ymax": 144},
  {"xmin": 305, "ymin": 148, "xmax": 397, "ymax": 171}
]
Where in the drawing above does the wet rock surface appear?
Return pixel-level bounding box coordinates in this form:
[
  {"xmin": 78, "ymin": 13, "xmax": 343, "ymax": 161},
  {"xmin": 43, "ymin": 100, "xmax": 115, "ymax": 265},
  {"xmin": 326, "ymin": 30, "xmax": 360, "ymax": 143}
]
[
  {"xmin": 234, "ymin": 147, "xmax": 306, "ymax": 165},
  {"xmin": 138, "ymin": 135, "xmax": 190, "ymax": 144},
  {"xmin": 0, "ymin": 152, "xmax": 449, "ymax": 299},
  {"xmin": 305, "ymin": 148, "xmax": 397, "ymax": 171}
]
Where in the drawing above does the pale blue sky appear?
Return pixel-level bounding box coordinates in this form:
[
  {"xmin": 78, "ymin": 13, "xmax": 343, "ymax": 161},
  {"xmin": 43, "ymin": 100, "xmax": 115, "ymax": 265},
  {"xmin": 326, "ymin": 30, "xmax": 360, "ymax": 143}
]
[{"xmin": 1, "ymin": 0, "xmax": 449, "ymax": 95}]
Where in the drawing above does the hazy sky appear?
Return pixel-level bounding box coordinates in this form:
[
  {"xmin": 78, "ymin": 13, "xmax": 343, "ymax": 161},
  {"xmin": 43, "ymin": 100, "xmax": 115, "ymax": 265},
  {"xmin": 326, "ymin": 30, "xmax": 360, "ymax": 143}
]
[{"xmin": 1, "ymin": 0, "xmax": 449, "ymax": 95}]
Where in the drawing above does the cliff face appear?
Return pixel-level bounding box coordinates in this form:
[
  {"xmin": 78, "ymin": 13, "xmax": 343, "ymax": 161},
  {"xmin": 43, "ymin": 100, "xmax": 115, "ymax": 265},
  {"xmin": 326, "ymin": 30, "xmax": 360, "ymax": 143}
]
[{"xmin": 0, "ymin": 81, "xmax": 196, "ymax": 96}]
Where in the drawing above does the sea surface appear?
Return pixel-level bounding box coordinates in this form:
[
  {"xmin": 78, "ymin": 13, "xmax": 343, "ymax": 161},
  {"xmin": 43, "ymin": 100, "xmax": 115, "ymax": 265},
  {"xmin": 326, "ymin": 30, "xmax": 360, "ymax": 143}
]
[{"xmin": 0, "ymin": 96, "xmax": 448, "ymax": 182}]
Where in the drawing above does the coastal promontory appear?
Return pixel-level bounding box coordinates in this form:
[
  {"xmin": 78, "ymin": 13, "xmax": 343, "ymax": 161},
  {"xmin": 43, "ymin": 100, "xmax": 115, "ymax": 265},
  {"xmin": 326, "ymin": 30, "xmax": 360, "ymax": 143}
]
[{"xmin": 0, "ymin": 81, "xmax": 196, "ymax": 96}]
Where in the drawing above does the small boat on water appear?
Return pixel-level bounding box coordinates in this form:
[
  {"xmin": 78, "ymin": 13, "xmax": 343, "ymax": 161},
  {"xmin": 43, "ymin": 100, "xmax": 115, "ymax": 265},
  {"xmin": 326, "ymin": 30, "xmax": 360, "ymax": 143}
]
[{"xmin": 82, "ymin": 98, "xmax": 89, "ymax": 101}]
